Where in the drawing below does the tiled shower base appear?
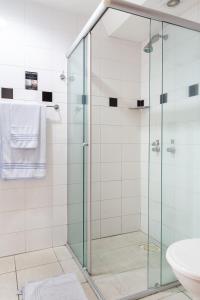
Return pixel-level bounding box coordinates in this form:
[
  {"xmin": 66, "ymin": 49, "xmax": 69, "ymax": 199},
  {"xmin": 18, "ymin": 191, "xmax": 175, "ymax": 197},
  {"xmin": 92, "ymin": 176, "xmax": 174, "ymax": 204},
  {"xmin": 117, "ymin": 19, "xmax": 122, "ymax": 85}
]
[
  {"xmin": 91, "ymin": 231, "xmax": 191, "ymax": 300},
  {"xmin": 0, "ymin": 241, "xmax": 191, "ymax": 300}
]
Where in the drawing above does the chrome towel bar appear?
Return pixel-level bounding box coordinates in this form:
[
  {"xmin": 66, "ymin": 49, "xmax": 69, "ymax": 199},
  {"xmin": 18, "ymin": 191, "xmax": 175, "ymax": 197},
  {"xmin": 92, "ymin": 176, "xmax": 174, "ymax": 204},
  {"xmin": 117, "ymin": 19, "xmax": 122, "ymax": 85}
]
[{"xmin": 46, "ymin": 104, "xmax": 59, "ymax": 110}]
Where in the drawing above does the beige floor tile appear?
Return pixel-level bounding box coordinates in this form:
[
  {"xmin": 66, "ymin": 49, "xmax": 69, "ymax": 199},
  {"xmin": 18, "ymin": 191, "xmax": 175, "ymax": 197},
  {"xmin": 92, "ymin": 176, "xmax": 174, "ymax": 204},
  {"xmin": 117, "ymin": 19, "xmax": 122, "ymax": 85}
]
[
  {"xmin": 17, "ymin": 262, "xmax": 63, "ymax": 289},
  {"xmin": 93, "ymin": 273, "xmax": 123, "ymax": 300},
  {"xmin": 164, "ymin": 292, "xmax": 190, "ymax": 300},
  {"xmin": 92, "ymin": 231, "xmax": 149, "ymax": 275},
  {"xmin": 82, "ymin": 283, "xmax": 98, "ymax": 300},
  {"xmin": 60, "ymin": 258, "xmax": 86, "ymax": 283},
  {"xmin": 0, "ymin": 256, "xmax": 15, "ymax": 275},
  {"xmin": 0, "ymin": 272, "xmax": 18, "ymax": 300},
  {"xmin": 116, "ymin": 268, "xmax": 147, "ymax": 297},
  {"xmin": 54, "ymin": 246, "xmax": 72, "ymax": 261},
  {"xmin": 142, "ymin": 289, "xmax": 186, "ymax": 300},
  {"xmin": 15, "ymin": 248, "xmax": 57, "ymax": 270}
]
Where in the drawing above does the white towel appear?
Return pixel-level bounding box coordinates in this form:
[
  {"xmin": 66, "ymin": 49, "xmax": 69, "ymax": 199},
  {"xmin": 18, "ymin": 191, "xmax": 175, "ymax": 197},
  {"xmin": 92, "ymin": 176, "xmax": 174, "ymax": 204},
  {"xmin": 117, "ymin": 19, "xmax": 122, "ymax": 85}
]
[
  {"xmin": 0, "ymin": 102, "xmax": 46, "ymax": 180},
  {"xmin": 22, "ymin": 273, "xmax": 88, "ymax": 300},
  {"xmin": 10, "ymin": 102, "xmax": 40, "ymax": 149}
]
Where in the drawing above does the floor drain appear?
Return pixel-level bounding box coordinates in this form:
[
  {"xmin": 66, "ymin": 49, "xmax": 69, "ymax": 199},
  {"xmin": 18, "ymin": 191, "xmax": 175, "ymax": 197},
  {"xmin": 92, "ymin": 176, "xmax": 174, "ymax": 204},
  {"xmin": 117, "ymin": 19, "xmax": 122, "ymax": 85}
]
[{"xmin": 140, "ymin": 243, "xmax": 160, "ymax": 253}]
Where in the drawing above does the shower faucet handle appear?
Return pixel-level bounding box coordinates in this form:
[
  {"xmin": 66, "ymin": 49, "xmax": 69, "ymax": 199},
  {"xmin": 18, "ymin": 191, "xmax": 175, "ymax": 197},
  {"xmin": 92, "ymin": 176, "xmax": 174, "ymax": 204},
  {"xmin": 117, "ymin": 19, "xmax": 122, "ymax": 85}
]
[
  {"xmin": 152, "ymin": 139, "xmax": 160, "ymax": 146},
  {"xmin": 82, "ymin": 142, "xmax": 89, "ymax": 147},
  {"xmin": 152, "ymin": 139, "xmax": 160, "ymax": 152},
  {"xmin": 166, "ymin": 139, "xmax": 176, "ymax": 154}
]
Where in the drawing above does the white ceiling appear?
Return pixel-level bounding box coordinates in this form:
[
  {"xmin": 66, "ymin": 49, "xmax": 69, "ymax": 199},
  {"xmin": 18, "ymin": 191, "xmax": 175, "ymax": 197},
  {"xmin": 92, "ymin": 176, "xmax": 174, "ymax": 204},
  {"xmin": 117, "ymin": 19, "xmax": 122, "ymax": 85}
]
[{"xmin": 31, "ymin": 0, "xmax": 146, "ymax": 16}]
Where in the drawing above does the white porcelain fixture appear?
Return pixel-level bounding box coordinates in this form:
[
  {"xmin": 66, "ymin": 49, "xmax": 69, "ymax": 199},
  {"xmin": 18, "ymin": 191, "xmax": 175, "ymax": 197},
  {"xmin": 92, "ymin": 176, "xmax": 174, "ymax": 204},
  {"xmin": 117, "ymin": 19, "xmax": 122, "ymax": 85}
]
[{"xmin": 166, "ymin": 239, "xmax": 200, "ymax": 300}]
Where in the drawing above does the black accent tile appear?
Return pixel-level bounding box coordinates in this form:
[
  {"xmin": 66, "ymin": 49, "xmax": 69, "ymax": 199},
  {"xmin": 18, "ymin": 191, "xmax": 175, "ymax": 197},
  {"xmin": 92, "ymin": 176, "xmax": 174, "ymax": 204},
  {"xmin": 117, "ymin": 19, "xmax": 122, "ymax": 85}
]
[
  {"xmin": 109, "ymin": 97, "xmax": 118, "ymax": 107},
  {"xmin": 189, "ymin": 84, "xmax": 199, "ymax": 97},
  {"xmin": 42, "ymin": 91, "xmax": 53, "ymax": 102},
  {"xmin": 1, "ymin": 88, "xmax": 13, "ymax": 99},
  {"xmin": 160, "ymin": 93, "xmax": 168, "ymax": 104},
  {"xmin": 137, "ymin": 100, "xmax": 144, "ymax": 107}
]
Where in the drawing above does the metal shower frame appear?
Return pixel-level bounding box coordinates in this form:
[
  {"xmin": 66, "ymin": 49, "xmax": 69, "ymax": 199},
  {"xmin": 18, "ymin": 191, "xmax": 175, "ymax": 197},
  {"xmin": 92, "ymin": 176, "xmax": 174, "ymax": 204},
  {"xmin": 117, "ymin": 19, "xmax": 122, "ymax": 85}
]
[{"xmin": 66, "ymin": 1, "xmax": 200, "ymax": 299}]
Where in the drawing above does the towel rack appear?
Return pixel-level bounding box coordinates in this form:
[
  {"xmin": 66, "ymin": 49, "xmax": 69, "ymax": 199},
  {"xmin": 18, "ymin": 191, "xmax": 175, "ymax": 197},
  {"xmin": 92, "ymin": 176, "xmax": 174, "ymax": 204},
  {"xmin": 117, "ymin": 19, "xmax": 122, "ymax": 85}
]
[{"xmin": 46, "ymin": 104, "xmax": 59, "ymax": 110}]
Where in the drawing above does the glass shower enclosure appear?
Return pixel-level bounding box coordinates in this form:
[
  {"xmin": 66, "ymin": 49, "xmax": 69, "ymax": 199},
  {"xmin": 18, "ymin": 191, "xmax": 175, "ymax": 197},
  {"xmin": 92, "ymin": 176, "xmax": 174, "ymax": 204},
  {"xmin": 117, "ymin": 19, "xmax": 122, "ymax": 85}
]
[{"xmin": 67, "ymin": 1, "xmax": 200, "ymax": 299}]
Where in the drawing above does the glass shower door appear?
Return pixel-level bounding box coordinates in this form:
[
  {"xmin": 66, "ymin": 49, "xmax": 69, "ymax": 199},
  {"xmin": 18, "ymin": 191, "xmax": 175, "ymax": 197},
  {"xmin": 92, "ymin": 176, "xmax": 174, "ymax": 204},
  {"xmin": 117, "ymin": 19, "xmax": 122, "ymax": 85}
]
[
  {"xmin": 67, "ymin": 39, "xmax": 88, "ymax": 267},
  {"xmin": 148, "ymin": 19, "xmax": 163, "ymax": 289},
  {"xmin": 161, "ymin": 23, "xmax": 200, "ymax": 284}
]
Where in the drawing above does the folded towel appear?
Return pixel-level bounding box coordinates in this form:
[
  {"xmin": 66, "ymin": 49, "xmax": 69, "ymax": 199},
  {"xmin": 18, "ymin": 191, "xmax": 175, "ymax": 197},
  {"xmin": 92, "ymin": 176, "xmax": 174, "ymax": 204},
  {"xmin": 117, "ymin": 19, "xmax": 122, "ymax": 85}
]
[
  {"xmin": 0, "ymin": 102, "xmax": 46, "ymax": 180},
  {"xmin": 22, "ymin": 273, "xmax": 88, "ymax": 300},
  {"xmin": 10, "ymin": 102, "xmax": 40, "ymax": 149}
]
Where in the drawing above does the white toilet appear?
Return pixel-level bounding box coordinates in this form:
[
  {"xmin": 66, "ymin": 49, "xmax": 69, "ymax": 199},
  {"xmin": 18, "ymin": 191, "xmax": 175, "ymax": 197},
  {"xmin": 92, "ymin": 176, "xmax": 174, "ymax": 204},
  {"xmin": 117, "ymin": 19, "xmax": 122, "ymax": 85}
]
[{"xmin": 166, "ymin": 239, "xmax": 200, "ymax": 300}]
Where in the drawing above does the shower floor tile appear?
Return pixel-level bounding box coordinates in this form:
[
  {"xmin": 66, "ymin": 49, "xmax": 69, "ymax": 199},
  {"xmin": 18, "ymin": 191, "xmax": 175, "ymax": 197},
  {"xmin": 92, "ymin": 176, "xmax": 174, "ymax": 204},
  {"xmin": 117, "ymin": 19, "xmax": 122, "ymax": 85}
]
[
  {"xmin": 92, "ymin": 231, "xmax": 149, "ymax": 275},
  {"xmin": 142, "ymin": 289, "xmax": 190, "ymax": 300},
  {"xmin": 91, "ymin": 231, "xmax": 190, "ymax": 300}
]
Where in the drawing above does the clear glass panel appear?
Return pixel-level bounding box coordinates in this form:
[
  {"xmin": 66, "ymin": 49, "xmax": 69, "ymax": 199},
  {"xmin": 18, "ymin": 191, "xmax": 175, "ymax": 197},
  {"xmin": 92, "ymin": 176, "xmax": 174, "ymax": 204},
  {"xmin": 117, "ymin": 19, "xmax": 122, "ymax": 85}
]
[
  {"xmin": 148, "ymin": 19, "xmax": 163, "ymax": 289},
  {"xmin": 83, "ymin": 35, "xmax": 90, "ymax": 268},
  {"xmin": 67, "ymin": 39, "xmax": 88, "ymax": 266},
  {"xmin": 161, "ymin": 22, "xmax": 200, "ymax": 284},
  {"xmin": 90, "ymin": 7, "xmax": 153, "ymax": 298}
]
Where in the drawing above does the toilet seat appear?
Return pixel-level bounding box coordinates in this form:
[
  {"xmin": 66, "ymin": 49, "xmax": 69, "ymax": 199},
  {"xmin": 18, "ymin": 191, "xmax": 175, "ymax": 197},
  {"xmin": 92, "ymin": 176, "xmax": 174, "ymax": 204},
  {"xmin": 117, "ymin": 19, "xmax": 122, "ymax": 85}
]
[{"xmin": 166, "ymin": 239, "xmax": 200, "ymax": 281}]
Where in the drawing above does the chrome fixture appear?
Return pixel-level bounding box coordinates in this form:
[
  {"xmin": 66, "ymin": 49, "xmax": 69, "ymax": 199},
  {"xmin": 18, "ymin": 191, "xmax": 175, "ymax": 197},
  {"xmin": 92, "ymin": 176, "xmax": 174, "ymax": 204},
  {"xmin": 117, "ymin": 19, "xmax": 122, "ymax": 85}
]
[
  {"xmin": 144, "ymin": 34, "xmax": 168, "ymax": 53},
  {"xmin": 167, "ymin": 139, "xmax": 176, "ymax": 153},
  {"xmin": 46, "ymin": 104, "xmax": 59, "ymax": 110},
  {"xmin": 60, "ymin": 71, "xmax": 66, "ymax": 80},
  {"xmin": 152, "ymin": 140, "xmax": 160, "ymax": 152},
  {"xmin": 167, "ymin": 0, "xmax": 180, "ymax": 7},
  {"xmin": 82, "ymin": 142, "xmax": 89, "ymax": 147},
  {"xmin": 68, "ymin": 75, "xmax": 75, "ymax": 82}
]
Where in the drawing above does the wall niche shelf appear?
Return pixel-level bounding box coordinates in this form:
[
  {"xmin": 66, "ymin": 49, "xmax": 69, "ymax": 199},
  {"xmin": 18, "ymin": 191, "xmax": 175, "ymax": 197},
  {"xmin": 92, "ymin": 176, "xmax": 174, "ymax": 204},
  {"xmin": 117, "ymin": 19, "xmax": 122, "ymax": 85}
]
[{"xmin": 129, "ymin": 106, "xmax": 150, "ymax": 110}]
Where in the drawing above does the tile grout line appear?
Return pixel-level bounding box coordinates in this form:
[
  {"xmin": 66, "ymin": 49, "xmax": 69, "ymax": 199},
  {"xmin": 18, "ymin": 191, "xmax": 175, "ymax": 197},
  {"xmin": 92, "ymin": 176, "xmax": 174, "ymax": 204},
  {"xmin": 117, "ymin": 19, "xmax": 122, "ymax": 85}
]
[
  {"xmin": 14, "ymin": 255, "xmax": 20, "ymax": 300},
  {"xmin": 52, "ymin": 247, "xmax": 65, "ymax": 273}
]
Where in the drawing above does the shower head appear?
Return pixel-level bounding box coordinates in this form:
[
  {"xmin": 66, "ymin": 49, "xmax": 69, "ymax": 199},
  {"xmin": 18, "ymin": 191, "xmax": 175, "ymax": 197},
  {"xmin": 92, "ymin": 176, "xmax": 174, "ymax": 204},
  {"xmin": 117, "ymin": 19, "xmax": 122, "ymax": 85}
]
[
  {"xmin": 143, "ymin": 34, "xmax": 168, "ymax": 53},
  {"xmin": 167, "ymin": 0, "xmax": 180, "ymax": 7},
  {"xmin": 144, "ymin": 43, "xmax": 153, "ymax": 53}
]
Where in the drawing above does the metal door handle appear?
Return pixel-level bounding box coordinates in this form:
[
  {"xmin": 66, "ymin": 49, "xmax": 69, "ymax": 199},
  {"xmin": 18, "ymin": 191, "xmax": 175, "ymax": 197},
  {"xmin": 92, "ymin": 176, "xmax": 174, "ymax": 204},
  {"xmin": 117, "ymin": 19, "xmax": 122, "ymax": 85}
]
[
  {"xmin": 83, "ymin": 143, "xmax": 88, "ymax": 147},
  {"xmin": 152, "ymin": 146, "xmax": 160, "ymax": 152},
  {"xmin": 167, "ymin": 147, "xmax": 176, "ymax": 154}
]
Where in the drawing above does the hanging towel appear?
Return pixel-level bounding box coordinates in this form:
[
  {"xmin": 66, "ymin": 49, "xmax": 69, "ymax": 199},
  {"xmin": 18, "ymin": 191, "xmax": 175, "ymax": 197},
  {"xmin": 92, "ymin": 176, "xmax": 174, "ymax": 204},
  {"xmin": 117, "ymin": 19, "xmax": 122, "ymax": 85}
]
[
  {"xmin": 10, "ymin": 102, "xmax": 40, "ymax": 149},
  {"xmin": 21, "ymin": 273, "xmax": 88, "ymax": 300},
  {"xmin": 0, "ymin": 102, "xmax": 46, "ymax": 180}
]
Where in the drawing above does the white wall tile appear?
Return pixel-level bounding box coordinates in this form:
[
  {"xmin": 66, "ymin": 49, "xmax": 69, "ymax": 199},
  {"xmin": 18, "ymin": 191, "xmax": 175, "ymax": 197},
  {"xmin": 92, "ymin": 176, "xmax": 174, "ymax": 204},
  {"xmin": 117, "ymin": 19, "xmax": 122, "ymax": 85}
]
[
  {"xmin": 0, "ymin": 189, "xmax": 25, "ymax": 212},
  {"xmin": 53, "ymin": 185, "xmax": 67, "ymax": 205},
  {"xmin": 91, "ymin": 220, "xmax": 100, "ymax": 239},
  {"xmin": 25, "ymin": 187, "xmax": 52, "ymax": 209},
  {"xmin": 122, "ymin": 162, "xmax": 140, "ymax": 180},
  {"xmin": 26, "ymin": 228, "xmax": 52, "ymax": 251},
  {"xmin": 122, "ymin": 197, "xmax": 140, "ymax": 216},
  {"xmin": 122, "ymin": 214, "xmax": 140, "ymax": 233},
  {"xmin": 122, "ymin": 180, "xmax": 140, "ymax": 198},
  {"xmin": 0, "ymin": 0, "xmax": 84, "ymax": 257},
  {"xmin": 101, "ymin": 144, "xmax": 121, "ymax": 163},
  {"xmin": 101, "ymin": 217, "xmax": 121, "ymax": 237},
  {"xmin": 0, "ymin": 232, "xmax": 25, "ymax": 257},
  {"xmin": 53, "ymin": 205, "xmax": 67, "ymax": 226},
  {"xmin": 101, "ymin": 181, "xmax": 121, "ymax": 200},
  {"xmin": 101, "ymin": 125, "xmax": 122, "ymax": 143},
  {"xmin": 101, "ymin": 199, "xmax": 121, "ymax": 219},
  {"xmin": 91, "ymin": 202, "xmax": 100, "ymax": 221},
  {"xmin": 0, "ymin": 211, "xmax": 25, "ymax": 234},
  {"xmin": 101, "ymin": 163, "xmax": 121, "ymax": 181},
  {"xmin": 25, "ymin": 208, "xmax": 52, "ymax": 230},
  {"xmin": 52, "ymin": 225, "xmax": 67, "ymax": 247}
]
